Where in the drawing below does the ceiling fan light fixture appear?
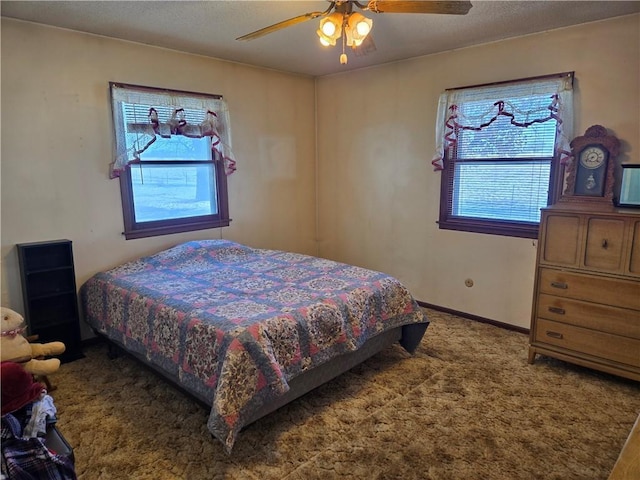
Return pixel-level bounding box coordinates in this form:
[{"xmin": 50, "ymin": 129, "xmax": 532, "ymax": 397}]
[
  {"xmin": 317, "ymin": 28, "xmax": 337, "ymax": 46},
  {"xmin": 345, "ymin": 12, "xmax": 372, "ymax": 47},
  {"xmin": 349, "ymin": 12, "xmax": 372, "ymax": 38},
  {"xmin": 319, "ymin": 12, "xmax": 343, "ymax": 38}
]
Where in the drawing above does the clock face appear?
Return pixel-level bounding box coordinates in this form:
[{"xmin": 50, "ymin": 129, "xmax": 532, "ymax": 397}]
[{"xmin": 579, "ymin": 145, "xmax": 607, "ymax": 169}]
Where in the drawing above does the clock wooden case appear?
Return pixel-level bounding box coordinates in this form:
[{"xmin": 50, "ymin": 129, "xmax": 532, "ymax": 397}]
[{"xmin": 561, "ymin": 125, "xmax": 620, "ymax": 204}]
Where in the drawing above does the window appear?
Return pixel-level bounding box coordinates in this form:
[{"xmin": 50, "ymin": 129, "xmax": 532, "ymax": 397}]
[
  {"xmin": 110, "ymin": 83, "xmax": 236, "ymax": 240},
  {"xmin": 433, "ymin": 73, "xmax": 573, "ymax": 238}
]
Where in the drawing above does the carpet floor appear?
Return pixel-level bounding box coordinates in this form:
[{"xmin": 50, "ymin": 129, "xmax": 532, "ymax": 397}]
[{"xmin": 49, "ymin": 309, "xmax": 639, "ymax": 479}]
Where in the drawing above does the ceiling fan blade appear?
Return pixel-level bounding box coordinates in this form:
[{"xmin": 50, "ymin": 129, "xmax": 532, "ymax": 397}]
[
  {"xmin": 236, "ymin": 8, "xmax": 331, "ymax": 41},
  {"xmin": 367, "ymin": 1, "xmax": 472, "ymax": 15}
]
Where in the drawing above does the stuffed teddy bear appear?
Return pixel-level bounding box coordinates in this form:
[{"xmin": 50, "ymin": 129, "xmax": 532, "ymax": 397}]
[{"xmin": 1, "ymin": 307, "xmax": 66, "ymax": 375}]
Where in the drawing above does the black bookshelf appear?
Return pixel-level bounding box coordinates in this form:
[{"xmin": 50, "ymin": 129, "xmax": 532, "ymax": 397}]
[{"xmin": 17, "ymin": 240, "xmax": 84, "ymax": 363}]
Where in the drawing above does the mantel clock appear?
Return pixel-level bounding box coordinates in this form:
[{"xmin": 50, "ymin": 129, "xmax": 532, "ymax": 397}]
[{"xmin": 561, "ymin": 125, "xmax": 620, "ymax": 204}]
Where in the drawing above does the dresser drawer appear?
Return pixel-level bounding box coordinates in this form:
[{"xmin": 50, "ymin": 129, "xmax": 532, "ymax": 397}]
[
  {"xmin": 538, "ymin": 268, "xmax": 640, "ymax": 311},
  {"xmin": 534, "ymin": 318, "xmax": 640, "ymax": 367},
  {"xmin": 537, "ymin": 294, "xmax": 640, "ymax": 339},
  {"xmin": 542, "ymin": 213, "xmax": 581, "ymax": 266},
  {"xmin": 630, "ymin": 219, "xmax": 640, "ymax": 277},
  {"xmin": 584, "ymin": 217, "xmax": 626, "ymax": 272}
]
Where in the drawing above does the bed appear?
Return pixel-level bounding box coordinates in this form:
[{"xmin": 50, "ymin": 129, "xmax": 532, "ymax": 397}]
[{"xmin": 79, "ymin": 240, "xmax": 428, "ymax": 452}]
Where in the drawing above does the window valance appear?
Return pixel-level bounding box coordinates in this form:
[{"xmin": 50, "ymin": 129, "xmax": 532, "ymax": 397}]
[
  {"xmin": 109, "ymin": 83, "xmax": 237, "ymax": 178},
  {"xmin": 431, "ymin": 73, "xmax": 574, "ymax": 171}
]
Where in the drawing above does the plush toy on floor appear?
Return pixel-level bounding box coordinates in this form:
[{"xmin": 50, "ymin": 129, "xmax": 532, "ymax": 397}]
[{"xmin": 1, "ymin": 307, "xmax": 66, "ymax": 375}]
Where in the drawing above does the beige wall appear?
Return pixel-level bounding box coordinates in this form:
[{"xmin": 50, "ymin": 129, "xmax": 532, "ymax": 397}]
[
  {"xmin": 0, "ymin": 19, "xmax": 317, "ymax": 337},
  {"xmin": 2, "ymin": 15, "xmax": 638, "ymax": 335},
  {"xmin": 316, "ymin": 14, "xmax": 640, "ymax": 328}
]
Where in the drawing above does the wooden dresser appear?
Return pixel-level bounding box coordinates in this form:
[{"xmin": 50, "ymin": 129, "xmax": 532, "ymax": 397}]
[{"xmin": 528, "ymin": 203, "xmax": 640, "ymax": 381}]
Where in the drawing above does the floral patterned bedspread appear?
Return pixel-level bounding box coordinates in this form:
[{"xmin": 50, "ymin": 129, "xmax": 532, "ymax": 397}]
[{"xmin": 80, "ymin": 240, "xmax": 427, "ymax": 452}]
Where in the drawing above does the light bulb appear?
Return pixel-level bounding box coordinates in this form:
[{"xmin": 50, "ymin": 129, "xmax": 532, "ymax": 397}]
[
  {"xmin": 317, "ymin": 28, "xmax": 337, "ymax": 46},
  {"xmin": 319, "ymin": 12, "xmax": 343, "ymax": 41},
  {"xmin": 356, "ymin": 21, "xmax": 371, "ymax": 36},
  {"xmin": 347, "ymin": 13, "xmax": 372, "ymax": 41},
  {"xmin": 322, "ymin": 22, "xmax": 336, "ymax": 36}
]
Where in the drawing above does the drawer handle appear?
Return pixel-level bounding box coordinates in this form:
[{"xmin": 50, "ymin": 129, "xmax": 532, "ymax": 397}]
[
  {"xmin": 550, "ymin": 281, "xmax": 568, "ymax": 289},
  {"xmin": 546, "ymin": 331, "xmax": 563, "ymax": 339},
  {"xmin": 548, "ymin": 307, "xmax": 565, "ymax": 315},
  {"xmin": 602, "ymin": 239, "xmax": 608, "ymax": 249}
]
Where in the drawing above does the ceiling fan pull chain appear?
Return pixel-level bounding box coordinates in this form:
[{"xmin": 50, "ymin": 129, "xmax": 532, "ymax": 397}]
[{"xmin": 340, "ymin": 22, "xmax": 348, "ymax": 64}]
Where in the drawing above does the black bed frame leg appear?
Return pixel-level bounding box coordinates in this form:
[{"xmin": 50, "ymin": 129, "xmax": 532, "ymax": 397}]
[
  {"xmin": 106, "ymin": 342, "xmax": 120, "ymax": 360},
  {"xmin": 400, "ymin": 322, "xmax": 429, "ymax": 354}
]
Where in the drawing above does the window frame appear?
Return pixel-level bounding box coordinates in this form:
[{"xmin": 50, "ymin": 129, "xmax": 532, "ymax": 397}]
[
  {"xmin": 437, "ymin": 73, "xmax": 572, "ymax": 239},
  {"xmin": 120, "ymin": 160, "xmax": 230, "ymax": 240},
  {"xmin": 110, "ymin": 83, "xmax": 232, "ymax": 240},
  {"xmin": 438, "ymin": 154, "xmax": 564, "ymax": 238}
]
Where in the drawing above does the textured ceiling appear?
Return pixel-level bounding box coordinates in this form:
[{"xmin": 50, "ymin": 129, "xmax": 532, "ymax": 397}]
[{"xmin": 2, "ymin": 1, "xmax": 640, "ymax": 77}]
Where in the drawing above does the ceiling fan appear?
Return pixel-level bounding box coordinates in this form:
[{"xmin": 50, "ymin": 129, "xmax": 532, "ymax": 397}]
[{"xmin": 237, "ymin": 1, "xmax": 473, "ymax": 65}]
